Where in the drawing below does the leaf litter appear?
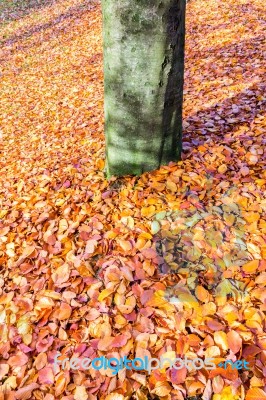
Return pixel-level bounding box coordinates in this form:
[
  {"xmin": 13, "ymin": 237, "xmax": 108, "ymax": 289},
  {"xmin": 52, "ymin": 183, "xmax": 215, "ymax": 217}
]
[{"xmin": 0, "ymin": 0, "xmax": 265, "ymax": 399}]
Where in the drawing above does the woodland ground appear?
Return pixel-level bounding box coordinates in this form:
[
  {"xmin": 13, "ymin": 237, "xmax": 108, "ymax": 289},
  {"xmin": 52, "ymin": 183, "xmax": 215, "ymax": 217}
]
[{"xmin": 0, "ymin": 0, "xmax": 265, "ymax": 399}]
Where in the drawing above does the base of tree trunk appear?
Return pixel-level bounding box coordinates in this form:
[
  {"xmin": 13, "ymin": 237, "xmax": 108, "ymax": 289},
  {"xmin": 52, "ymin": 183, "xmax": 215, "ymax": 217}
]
[{"xmin": 102, "ymin": 0, "xmax": 186, "ymax": 177}]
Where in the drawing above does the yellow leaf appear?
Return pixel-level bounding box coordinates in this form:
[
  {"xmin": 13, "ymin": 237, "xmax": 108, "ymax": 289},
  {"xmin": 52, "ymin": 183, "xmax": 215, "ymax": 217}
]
[
  {"xmin": 17, "ymin": 181, "xmax": 24, "ymax": 193},
  {"xmin": 58, "ymin": 219, "xmax": 68, "ymax": 234},
  {"xmin": 147, "ymin": 291, "xmax": 175, "ymax": 313},
  {"xmin": 243, "ymin": 212, "xmax": 260, "ymax": 223},
  {"xmin": 160, "ymin": 351, "xmax": 176, "ymax": 368},
  {"xmin": 213, "ymin": 386, "xmax": 240, "ymax": 400},
  {"xmin": 218, "ymin": 164, "xmax": 227, "ymax": 173},
  {"xmin": 0, "ymin": 210, "xmax": 8, "ymax": 218},
  {"xmin": 141, "ymin": 205, "xmax": 156, "ymax": 218},
  {"xmin": 166, "ymin": 180, "xmax": 177, "ymax": 192},
  {"xmin": 138, "ymin": 232, "xmax": 153, "ymax": 240},
  {"xmin": 98, "ymin": 288, "xmax": 114, "ymax": 302},
  {"xmin": 214, "ymin": 331, "xmax": 228, "ymax": 351}
]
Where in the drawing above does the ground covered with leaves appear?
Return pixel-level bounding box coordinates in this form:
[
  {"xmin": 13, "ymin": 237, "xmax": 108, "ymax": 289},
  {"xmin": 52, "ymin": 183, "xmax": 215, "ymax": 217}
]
[{"xmin": 0, "ymin": 0, "xmax": 265, "ymax": 399}]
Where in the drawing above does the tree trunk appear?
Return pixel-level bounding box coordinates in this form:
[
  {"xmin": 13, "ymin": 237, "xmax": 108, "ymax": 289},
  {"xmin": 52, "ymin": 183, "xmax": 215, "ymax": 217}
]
[{"xmin": 101, "ymin": 0, "xmax": 186, "ymax": 177}]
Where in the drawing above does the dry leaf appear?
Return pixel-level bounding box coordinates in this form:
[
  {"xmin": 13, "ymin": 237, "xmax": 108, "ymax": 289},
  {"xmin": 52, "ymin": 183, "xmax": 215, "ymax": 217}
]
[
  {"xmin": 246, "ymin": 388, "xmax": 266, "ymax": 400},
  {"xmin": 227, "ymin": 330, "xmax": 242, "ymax": 354}
]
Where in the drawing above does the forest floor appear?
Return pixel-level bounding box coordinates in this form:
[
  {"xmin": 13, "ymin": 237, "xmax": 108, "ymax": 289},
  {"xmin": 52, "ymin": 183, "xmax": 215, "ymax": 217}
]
[{"xmin": 0, "ymin": 0, "xmax": 265, "ymax": 399}]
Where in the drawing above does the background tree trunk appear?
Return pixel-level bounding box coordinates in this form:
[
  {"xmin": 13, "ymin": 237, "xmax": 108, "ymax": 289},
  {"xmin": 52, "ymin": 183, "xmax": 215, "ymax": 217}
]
[{"xmin": 102, "ymin": 0, "xmax": 186, "ymax": 177}]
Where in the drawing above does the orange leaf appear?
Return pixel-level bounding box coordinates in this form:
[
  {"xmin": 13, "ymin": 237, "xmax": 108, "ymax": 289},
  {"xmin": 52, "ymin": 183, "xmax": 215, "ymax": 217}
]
[
  {"xmin": 52, "ymin": 263, "xmax": 70, "ymax": 285},
  {"xmin": 151, "ymin": 382, "xmax": 171, "ymax": 397},
  {"xmin": 8, "ymin": 353, "xmax": 28, "ymax": 367},
  {"xmin": 98, "ymin": 336, "xmax": 114, "ymax": 351},
  {"xmin": 57, "ymin": 303, "xmax": 72, "ymax": 320},
  {"xmin": 227, "ymin": 330, "xmax": 242, "ymax": 354},
  {"xmin": 187, "ymin": 381, "xmax": 205, "ymax": 397},
  {"xmin": 35, "ymin": 353, "xmax": 48, "ymax": 370},
  {"xmin": 55, "ymin": 372, "xmax": 69, "ymax": 397},
  {"xmin": 15, "ymin": 384, "xmax": 39, "ymax": 399},
  {"xmin": 187, "ymin": 334, "xmax": 201, "ymax": 347},
  {"xmin": 117, "ymin": 295, "xmax": 136, "ymax": 314},
  {"xmin": 246, "ymin": 388, "xmax": 266, "ymax": 400},
  {"xmin": 106, "ymin": 394, "xmax": 125, "ymax": 400},
  {"xmin": 195, "ymin": 285, "xmax": 210, "ymax": 302},
  {"xmin": 117, "ymin": 239, "xmax": 132, "ymax": 252},
  {"xmin": 242, "ymin": 260, "xmax": 259, "ymax": 273},
  {"xmin": 15, "ymin": 245, "xmax": 36, "ymax": 267}
]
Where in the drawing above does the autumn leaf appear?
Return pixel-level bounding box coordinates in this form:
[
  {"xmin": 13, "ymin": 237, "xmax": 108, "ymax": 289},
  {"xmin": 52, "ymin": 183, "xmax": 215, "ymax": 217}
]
[
  {"xmin": 56, "ymin": 303, "xmax": 72, "ymax": 320},
  {"xmin": 74, "ymin": 386, "xmax": 88, "ymax": 400},
  {"xmin": 15, "ymin": 245, "xmax": 36, "ymax": 267},
  {"xmin": 151, "ymin": 381, "xmax": 172, "ymax": 397},
  {"xmin": 15, "ymin": 383, "xmax": 40, "ymax": 400},
  {"xmin": 0, "ymin": 364, "xmax": 9, "ymax": 380},
  {"xmin": 85, "ymin": 239, "xmax": 98, "ymax": 254},
  {"xmin": 52, "ymin": 263, "xmax": 70, "ymax": 285},
  {"xmin": 246, "ymin": 388, "xmax": 266, "ymax": 400},
  {"xmin": 98, "ymin": 288, "xmax": 114, "ymax": 302},
  {"xmin": 227, "ymin": 330, "xmax": 242, "ymax": 354},
  {"xmin": 0, "ymin": 0, "xmax": 265, "ymax": 398},
  {"xmin": 242, "ymin": 260, "xmax": 259, "ymax": 274},
  {"xmin": 195, "ymin": 285, "xmax": 211, "ymax": 302},
  {"xmin": 214, "ymin": 331, "xmax": 229, "ymax": 351},
  {"xmin": 106, "ymin": 394, "xmax": 125, "ymax": 400},
  {"xmin": 213, "ymin": 386, "xmax": 240, "ymax": 400},
  {"xmin": 35, "ymin": 353, "xmax": 48, "ymax": 370},
  {"xmin": 8, "ymin": 353, "xmax": 28, "ymax": 367},
  {"xmin": 38, "ymin": 366, "xmax": 54, "ymax": 385}
]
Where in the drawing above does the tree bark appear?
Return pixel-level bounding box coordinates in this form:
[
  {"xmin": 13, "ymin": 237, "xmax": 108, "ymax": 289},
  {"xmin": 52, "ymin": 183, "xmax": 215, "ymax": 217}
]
[{"xmin": 102, "ymin": 0, "xmax": 186, "ymax": 177}]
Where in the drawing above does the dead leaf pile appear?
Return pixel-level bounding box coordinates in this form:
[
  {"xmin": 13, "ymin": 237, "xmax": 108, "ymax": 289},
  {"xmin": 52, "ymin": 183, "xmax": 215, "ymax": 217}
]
[{"xmin": 0, "ymin": 0, "xmax": 265, "ymax": 399}]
